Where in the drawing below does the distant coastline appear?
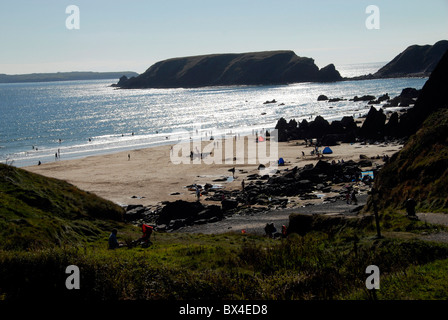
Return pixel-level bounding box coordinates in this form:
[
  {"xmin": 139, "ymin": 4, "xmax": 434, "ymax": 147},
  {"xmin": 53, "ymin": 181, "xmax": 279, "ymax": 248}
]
[{"xmin": 0, "ymin": 71, "xmax": 139, "ymax": 84}]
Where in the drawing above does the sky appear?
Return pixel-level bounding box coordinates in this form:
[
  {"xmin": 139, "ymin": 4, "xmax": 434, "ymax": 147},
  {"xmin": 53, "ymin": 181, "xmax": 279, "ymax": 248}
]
[{"xmin": 0, "ymin": 0, "xmax": 447, "ymax": 74}]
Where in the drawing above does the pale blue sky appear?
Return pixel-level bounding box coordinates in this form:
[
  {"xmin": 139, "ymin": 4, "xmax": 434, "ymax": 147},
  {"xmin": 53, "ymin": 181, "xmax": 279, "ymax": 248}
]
[{"xmin": 0, "ymin": 0, "xmax": 447, "ymax": 74}]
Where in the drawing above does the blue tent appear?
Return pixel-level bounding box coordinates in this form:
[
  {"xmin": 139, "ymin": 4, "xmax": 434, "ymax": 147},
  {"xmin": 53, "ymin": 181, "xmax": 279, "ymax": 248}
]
[
  {"xmin": 361, "ymin": 171, "xmax": 374, "ymax": 179},
  {"xmin": 278, "ymin": 157, "xmax": 285, "ymax": 165},
  {"xmin": 322, "ymin": 146, "xmax": 333, "ymax": 154}
]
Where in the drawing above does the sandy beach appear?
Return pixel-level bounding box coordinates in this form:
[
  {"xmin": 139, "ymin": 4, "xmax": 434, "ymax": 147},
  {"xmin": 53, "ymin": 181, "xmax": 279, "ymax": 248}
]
[{"xmin": 25, "ymin": 135, "xmax": 403, "ymax": 209}]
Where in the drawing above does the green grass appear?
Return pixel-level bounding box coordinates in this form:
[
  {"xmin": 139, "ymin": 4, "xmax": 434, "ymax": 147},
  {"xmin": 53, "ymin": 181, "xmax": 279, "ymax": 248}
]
[
  {"xmin": 0, "ymin": 163, "xmax": 124, "ymax": 250},
  {"xmin": 370, "ymin": 108, "xmax": 448, "ymax": 213},
  {"xmin": 2, "ymin": 164, "xmax": 448, "ymax": 300},
  {"xmin": 1, "ymin": 229, "xmax": 448, "ymax": 300},
  {"xmin": 346, "ymin": 258, "xmax": 448, "ymax": 300}
]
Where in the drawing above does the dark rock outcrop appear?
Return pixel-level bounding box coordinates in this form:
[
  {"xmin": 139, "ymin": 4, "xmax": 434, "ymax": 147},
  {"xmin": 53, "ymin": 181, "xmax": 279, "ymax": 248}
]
[
  {"xmin": 383, "ymin": 112, "xmax": 399, "ymax": 137},
  {"xmin": 156, "ymin": 200, "xmax": 205, "ymax": 225},
  {"xmin": 155, "ymin": 200, "xmax": 224, "ymax": 230},
  {"xmin": 115, "ymin": 51, "xmax": 342, "ymax": 88},
  {"xmin": 262, "ymin": 159, "xmax": 366, "ymax": 197},
  {"xmin": 317, "ymin": 95, "xmax": 328, "ymax": 101},
  {"xmin": 358, "ymin": 106, "xmax": 386, "ymax": 139},
  {"xmin": 352, "ymin": 95, "xmax": 376, "ymax": 102},
  {"xmin": 318, "ymin": 64, "xmax": 342, "ymax": 82},
  {"xmin": 275, "ymin": 115, "xmax": 358, "ymax": 143}
]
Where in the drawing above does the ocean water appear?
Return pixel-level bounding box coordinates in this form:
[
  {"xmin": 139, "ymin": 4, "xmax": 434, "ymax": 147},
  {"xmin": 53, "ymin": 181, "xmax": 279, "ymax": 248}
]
[
  {"xmin": 336, "ymin": 61, "xmax": 386, "ymax": 78},
  {"xmin": 0, "ymin": 64, "xmax": 427, "ymax": 167}
]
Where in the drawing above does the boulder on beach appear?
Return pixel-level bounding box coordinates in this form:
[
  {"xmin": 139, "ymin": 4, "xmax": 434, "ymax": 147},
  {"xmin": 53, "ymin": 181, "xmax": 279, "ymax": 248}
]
[
  {"xmin": 156, "ymin": 200, "xmax": 205, "ymax": 225},
  {"xmin": 221, "ymin": 198, "xmax": 238, "ymax": 211}
]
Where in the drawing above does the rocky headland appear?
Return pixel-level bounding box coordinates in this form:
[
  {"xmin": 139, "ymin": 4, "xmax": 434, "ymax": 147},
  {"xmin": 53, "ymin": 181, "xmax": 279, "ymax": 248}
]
[
  {"xmin": 114, "ymin": 50, "xmax": 342, "ymax": 89},
  {"xmin": 349, "ymin": 40, "xmax": 448, "ymax": 80}
]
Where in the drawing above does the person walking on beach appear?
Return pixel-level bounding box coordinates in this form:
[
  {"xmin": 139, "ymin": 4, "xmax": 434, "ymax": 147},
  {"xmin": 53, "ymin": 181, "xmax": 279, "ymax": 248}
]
[
  {"xmin": 350, "ymin": 189, "xmax": 358, "ymax": 205},
  {"xmin": 195, "ymin": 185, "xmax": 201, "ymax": 201},
  {"xmin": 229, "ymin": 167, "xmax": 235, "ymax": 178},
  {"xmin": 241, "ymin": 179, "xmax": 245, "ymax": 191}
]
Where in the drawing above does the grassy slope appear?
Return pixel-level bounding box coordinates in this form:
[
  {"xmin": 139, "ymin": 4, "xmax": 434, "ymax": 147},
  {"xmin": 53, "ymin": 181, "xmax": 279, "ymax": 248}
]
[
  {"xmin": 370, "ymin": 108, "xmax": 448, "ymax": 213},
  {"xmin": 0, "ymin": 163, "xmax": 125, "ymax": 249}
]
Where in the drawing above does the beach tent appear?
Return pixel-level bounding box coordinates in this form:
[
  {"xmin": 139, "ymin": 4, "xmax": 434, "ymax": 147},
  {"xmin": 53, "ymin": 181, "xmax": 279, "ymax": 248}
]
[
  {"xmin": 278, "ymin": 157, "xmax": 285, "ymax": 165},
  {"xmin": 361, "ymin": 171, "xmax": 374, "ymax": 180},
  {"xmin": 322, "ymin": 146, "xmax": 333, "ymax": 154}
]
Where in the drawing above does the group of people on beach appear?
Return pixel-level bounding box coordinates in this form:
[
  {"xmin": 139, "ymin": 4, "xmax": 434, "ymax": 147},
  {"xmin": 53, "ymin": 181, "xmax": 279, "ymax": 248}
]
[{"xmin": 264, "ymin": 223, "xmax": 287, "ymax": 239}]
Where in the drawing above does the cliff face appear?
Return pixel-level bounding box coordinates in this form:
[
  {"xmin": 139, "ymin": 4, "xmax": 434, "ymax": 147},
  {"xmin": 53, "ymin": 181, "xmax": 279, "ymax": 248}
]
[
  {"xmin": 397, "ymin": 48, "xmax": 448, "ymax": 137},
  {"xmin": 373, "ymin": 40, "xmax": 448, "ymax": 78},
  {"xmin": 367, "ymin": 50, "xmax": 448, "ymax": 213},
  {"xmin": 116, "ymin": 51, "xmax": 342, "ymax": 88}
]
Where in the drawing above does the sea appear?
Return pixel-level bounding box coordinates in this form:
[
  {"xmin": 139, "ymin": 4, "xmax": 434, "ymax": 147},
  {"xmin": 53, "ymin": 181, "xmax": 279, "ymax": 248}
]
[{"xmin": 0, "ymin": 62, "xmax": 428, "ymax": 167}]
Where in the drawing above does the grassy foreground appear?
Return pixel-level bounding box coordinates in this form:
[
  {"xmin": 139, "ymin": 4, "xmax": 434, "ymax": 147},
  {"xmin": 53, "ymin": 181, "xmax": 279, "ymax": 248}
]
[
  {"xmin": 1, "ymin": 225, "xmax": 448, "ymax": 300},
  {"xmin": 1, "ymin": 164, "xmax": 448, "ymax": 301}
]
